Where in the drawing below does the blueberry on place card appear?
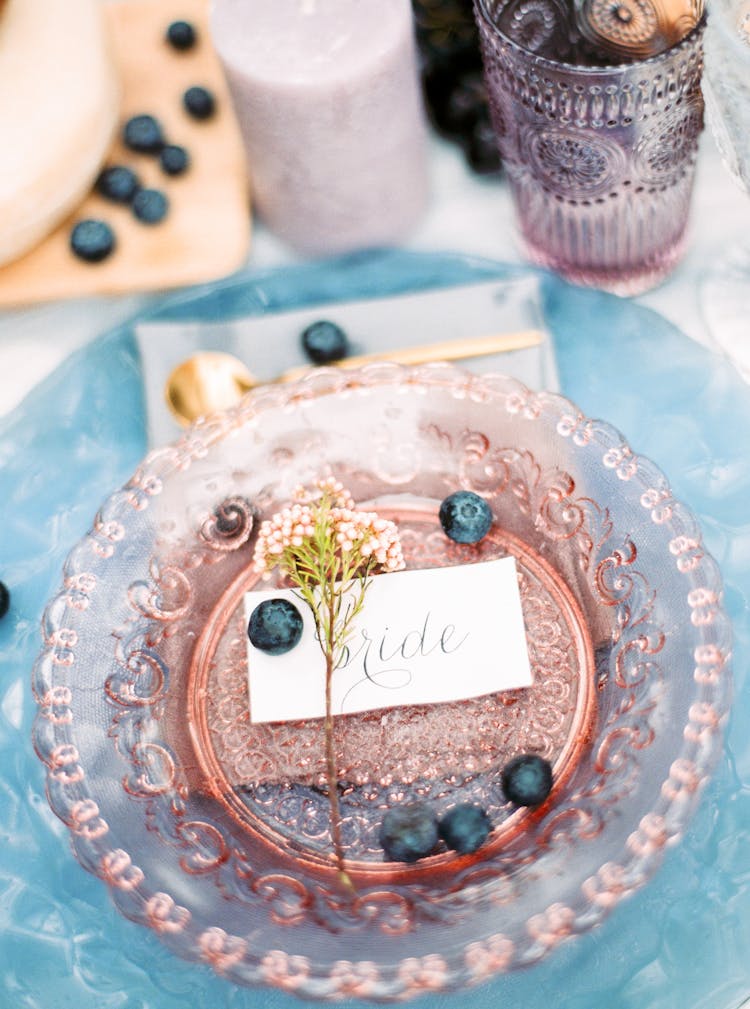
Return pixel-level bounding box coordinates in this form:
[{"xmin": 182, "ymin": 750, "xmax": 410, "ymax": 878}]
[{"xmin": 247, "ymin": 598, "xmax": 304, "ymax": 655}]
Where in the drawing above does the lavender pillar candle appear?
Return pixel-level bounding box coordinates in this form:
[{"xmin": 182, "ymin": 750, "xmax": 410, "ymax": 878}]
[{"xmin": 211, "ymin": 0, "xmax": 429, "ymax": 256}]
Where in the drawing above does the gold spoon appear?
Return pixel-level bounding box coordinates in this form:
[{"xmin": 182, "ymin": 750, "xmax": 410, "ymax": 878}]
[{"xmin": 165, "ymin": 328, "xmax": 544, "ymax": 426}]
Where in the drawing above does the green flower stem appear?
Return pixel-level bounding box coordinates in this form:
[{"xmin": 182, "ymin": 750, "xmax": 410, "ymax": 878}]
[
  {"xmin": 265, "ymin": 486, "xmax": 400, "ymax": 892},
  {"xmin": 325, "ymin": 569, "xmax": 353, "ymax": 891}
]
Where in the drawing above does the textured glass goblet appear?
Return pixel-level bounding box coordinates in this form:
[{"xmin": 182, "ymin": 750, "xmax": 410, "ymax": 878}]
[
  {"xmin": 700, "ymin": 0, "xmax": 750, "ymax": 378},
  {"xmin": 474, "ymin": 0, "xmax": 706, "ymax": 295}
]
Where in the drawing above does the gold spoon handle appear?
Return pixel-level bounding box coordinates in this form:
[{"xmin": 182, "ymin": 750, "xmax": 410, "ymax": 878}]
[
  {"xmin": 165, "ymin": 328, "xmax": 547, "ymax": 427},
  {"xmin": 279, "ymin": 329, "xmax": 544, "ymax": 383}
]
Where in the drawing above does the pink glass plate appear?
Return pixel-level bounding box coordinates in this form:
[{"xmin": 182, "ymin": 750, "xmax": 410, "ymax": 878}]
[{"xmin": 32, "ymin": 364, "xmax": 731, "ymax": 1001}]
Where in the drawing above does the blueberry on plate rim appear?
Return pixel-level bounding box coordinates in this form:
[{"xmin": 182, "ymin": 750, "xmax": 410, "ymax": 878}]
[
  {"xmin": 301, "ymin": 319, "xmax": 350, "ymax": 364},
  {"xmin": 69, "ymin": 219, "xmax": 116, "ymax": 263},
  {"xmin": 379, "ymin": 802, "xmax": 439, "ymax": 863},
  {"xmin": 131, "ymin": 188, "xmax": 169, "ymax": 225},
  {"xmin": 96, "ymin": 165, "xmax": 140, "ymax": 203},
  {"xmin": 183, "ymin": 85, "xmax": 216, "ymax": 120},
  {"xmin": 247, "ymin": 598, "xmax": 304, "ymax": 655},
  {"xmin": 438, "ymin": 803, "xmax": 492, "ymax": 854},
  {"xmin": 166, "ymin": 19, "xmax": 197, "ymax": 50},
  {"xmin": 439, "ymin": 490, "xmax": 493, "ymax": 544},
  {"xmin": 123, "ymin": 113, "xmax": 165, "ymax": 154},
  {"xmin": 159, "ymin": 144, "xmax": 190, "ymax": 176},
  {"xmin": 501, "ymin": 753, "xmax": 553, "ymax": 807}
]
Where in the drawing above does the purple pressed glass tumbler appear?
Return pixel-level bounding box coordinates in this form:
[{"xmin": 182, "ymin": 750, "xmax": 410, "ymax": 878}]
[{"xmin": 474, "ymin": 0, "xmax": 705, "ymax": 294}]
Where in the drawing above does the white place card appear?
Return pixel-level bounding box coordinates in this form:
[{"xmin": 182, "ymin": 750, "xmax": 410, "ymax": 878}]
[{"xmin": 244, "ymin": 556, "xmax": 532, "ymax": 724}]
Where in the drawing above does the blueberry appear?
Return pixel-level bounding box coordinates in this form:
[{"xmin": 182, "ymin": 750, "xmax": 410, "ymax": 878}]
[
  {"xmin": 70, "ymin": 219, "xmax": 116, "ymax": 262},
  {"xmin": 438, "ymin": 490, "xmax": 492, "ymax": 544},
  {"xmin": 131, "ymin": 188, "xmax": 169, "ymax": 225},
  {"xmin": 379, "ymin": 802, "xmax": 439, "ymax": 863},
  {"xmin": 0, "ymin": 581, "xmax": 9, "ymax": 620},
  {"xmin": 301, "ymin": 320, "xmax": 350, "ymax": 364},
  {"xmin": 123, "ymin": 114, "xmax": 165, "ymax": 154},
  {"xmin": 439, "ymin": 803, "xmax": 491, "ymax": 854},
  {"xmin": 501, "ymin": 754, "xmax": 553, "ymax": 807},
  {"xmin": 248, "ymin": 598, "xmax": 304, "ymax": 655},
  {"xmin": 183, "ymin": 85, "xmax": 216, "ymax": 120},
  {"xmin": 159, "ymin": 144, "xmax": 190, "ymax": 176},
  {"xmin": 96, "ymin": 165, "xmax": 140, "ymax": 203},
  {"xmin": 166, "ymin": 19, "xmax": 197, "ymax": 50}
]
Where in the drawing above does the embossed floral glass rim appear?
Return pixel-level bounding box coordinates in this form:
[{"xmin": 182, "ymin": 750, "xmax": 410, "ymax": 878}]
[
  {"xmin": 32, "ymin": 364, "xmax": 730, "ymax": 1001},
  {"xmin": 473, "ymin": 0, "xmax": 706, "ymax": 295}
]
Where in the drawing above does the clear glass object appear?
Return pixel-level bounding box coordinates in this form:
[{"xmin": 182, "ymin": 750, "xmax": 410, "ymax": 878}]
[
  {"xmin": 32, "ymin": 363, "xmax": 730, "ymax": 1000},
  {"xmin": 473, "ymin": 0, "xmax": 706, "ymax": 295},
  {"xmin": 700, "ymin": 0, "xmax": 750, "ymax": 379}
]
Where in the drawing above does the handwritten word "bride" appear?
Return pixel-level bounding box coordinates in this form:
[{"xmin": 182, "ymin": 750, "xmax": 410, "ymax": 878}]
[{"xmin": 336, "ymin": 611, "xmax": 469, "ymax": 707}]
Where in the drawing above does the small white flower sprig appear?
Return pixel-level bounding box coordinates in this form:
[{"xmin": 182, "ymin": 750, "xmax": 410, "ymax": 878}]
[{"xmin": 253, "ymin": 477, "xmax": 405, "ymax": 888}]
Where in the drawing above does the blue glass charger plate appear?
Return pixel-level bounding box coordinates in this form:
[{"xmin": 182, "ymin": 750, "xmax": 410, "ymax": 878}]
[{"xmin": 1, "ymin": 249, "xmax": 749, "ymax": 1009}]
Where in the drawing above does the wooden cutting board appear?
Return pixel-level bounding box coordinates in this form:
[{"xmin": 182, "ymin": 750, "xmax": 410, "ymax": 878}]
[{"xmin": 0, "ymin": 0, "xmax": 251, "ymax": 307}]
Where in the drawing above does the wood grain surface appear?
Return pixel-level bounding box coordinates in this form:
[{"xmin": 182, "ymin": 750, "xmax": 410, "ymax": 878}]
[{"xmin": 0, "ymin": 0, "xmax": 251, "ymax": 307}]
